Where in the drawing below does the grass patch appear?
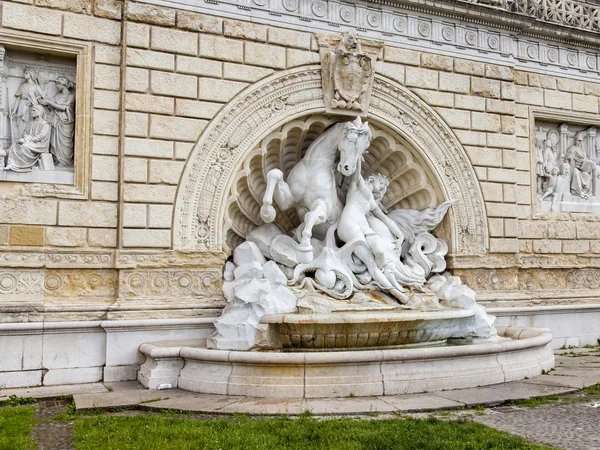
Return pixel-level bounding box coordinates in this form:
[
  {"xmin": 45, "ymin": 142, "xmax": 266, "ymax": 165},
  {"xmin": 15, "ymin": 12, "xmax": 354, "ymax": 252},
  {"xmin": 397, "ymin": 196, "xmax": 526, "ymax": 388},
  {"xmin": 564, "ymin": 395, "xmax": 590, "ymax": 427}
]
[
  {"xmin": 510, "ymin": 395, "xmax": 562, "ymax": 408},
  {"xmin": 0, "ymin": 406, "xmax": 36, "ymax": 450},
  {"xmin": 583, "ymin": 382, "xmax": 600, "ymax": 396},
  {"xmin": 74, "ymin": 414, "xmax": 552, "ymax": 450},
  {"xmin": 1, "ymin": 395, "xmax": 37, "ymax": 407}
]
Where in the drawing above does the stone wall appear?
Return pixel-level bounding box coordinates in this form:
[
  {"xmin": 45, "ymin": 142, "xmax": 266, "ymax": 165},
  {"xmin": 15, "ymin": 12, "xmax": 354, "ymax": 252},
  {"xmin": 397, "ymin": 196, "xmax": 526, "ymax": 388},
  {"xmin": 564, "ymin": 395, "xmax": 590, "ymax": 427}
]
[{"xmin": 0, "ymin": 0, "xmax": 598, "ymax": 376}]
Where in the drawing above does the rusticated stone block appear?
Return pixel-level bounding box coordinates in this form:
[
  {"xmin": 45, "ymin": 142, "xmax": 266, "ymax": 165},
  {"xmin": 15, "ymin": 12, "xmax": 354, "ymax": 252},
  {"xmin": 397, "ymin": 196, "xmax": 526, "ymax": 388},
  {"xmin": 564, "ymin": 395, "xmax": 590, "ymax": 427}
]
[
  {"xmin": 485, "ymin": 64, "xmax": 514, "ymax": 81},
  {"xmin": 37, "ymin": 0, "xmax": 92, "ymax": 14},
  {"xmin": 151, "ymin": 27, "xmax": 197, "ymax": 56},
  {"xmin": 10, "ymin": 226, "xmax": 45, "ymax": 246},
  {"xmin": 244, "ymin": 42, "xmax": 285, "ymax": 69},
  {"xmin": 88, "ymin": 228, "xmax": 117, "ymax": 247},
  {"xmin": 533, "ymin": 239, "xmax": 562, "ymax": 254},
  {"xmin": 421, "ymin": 53, "xmax": 453, "ymax": 72},
  {"xmin": 127, "ymin": 49, "xmax": 175, "ymax": 71},
  {"xmin": 58, "ymin": 201, "xmax": 117, "ymax": 228},
  {"xmin": 91, "ymin": 182, "xmax": 118, "ymax": 201},
  {"xmin": 199, "ymin": 35, "xmax": 243, "ymax": 63},
  {"xmin": 126, "ymin": 3, "xmax": 175, "ymax": 26},
  {"xmin": 454, "ymin": 59, "xmax": 484, "ymax": 76},
  {"xmin": 2, "ymin": 2, "xmax": 62, "ymax": 35},
  {"xmin": 471, "ymin": 78, "xmax": 500, "ymax": 98},
  {"xmin": 122, "ymin": 229, "xmax": 171, "ymax": 248},
  {"xmin": 383, "ymin": 47, "xmax": 419, "ymax": 66},
  {"xmin": 94, "ymin": 0, "xmax": 122, "ymax": 19},
  {"xmin": 46, "ymin": 227, "xmax": 87, "ymax": 247},
  {"xmin": 63, "ymin": 13, "xmax": 121, "ymax": 45},
  {"xmin": 405, "ymin": 67, "xmax": 438, "ymax": 89},
  {"xmin": 439, "ymin": 72, "xmax": 470, "ymax": 94},
  {"xmin": 268, "ymin": 28, "xmax": 311, "ymax": 50},
  {"xmin": 177, "ymin": 11, "xmax": 222, "ymax": 34},
  {"xmin": 544, "ymin": 90, "xmax": 572, "ymax": 109},
  {"xmin": 94, "ymin": 90, "xmax": 120, "ymax": 110},
  {"xmin": 224, "ymin": 19, "xmax": 267, "ymax": 41},
  {"xmin": 126, "ymin": 22, "xmax": 150, "ymax": 48}
]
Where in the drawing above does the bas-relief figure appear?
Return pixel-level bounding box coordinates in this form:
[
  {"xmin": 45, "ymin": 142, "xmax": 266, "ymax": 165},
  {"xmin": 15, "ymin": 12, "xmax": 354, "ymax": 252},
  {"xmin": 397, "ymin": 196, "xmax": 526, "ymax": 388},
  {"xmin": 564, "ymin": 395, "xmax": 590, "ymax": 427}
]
[
  {"xmin": 210, "ymin": 117, "xmax": 496, "ymax": 351},
  {"xmin": 0, "ymin": 47, "xmax": 76, "ymax": 185},
  {"xmin": 41, "ymin": 76, "xmax": 76, "ymax": 167},
  {"xmin": 536, "ymin": 121, "xmax": 600, "ymax": 212},
  {"xmin": 4, "ymin": 104, "xmax": 51, "ymax": 172}
]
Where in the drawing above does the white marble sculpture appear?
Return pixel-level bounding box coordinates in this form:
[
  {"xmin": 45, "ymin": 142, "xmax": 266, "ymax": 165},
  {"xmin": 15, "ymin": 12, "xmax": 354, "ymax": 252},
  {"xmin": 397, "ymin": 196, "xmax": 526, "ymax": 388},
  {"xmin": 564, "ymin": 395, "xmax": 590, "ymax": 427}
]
[
  {"xmin": 536, "ymin": 122, "xmax": 600, "ymax": 212},
  {"xmin": 209, "ymin": 117, "xmax": 496, "ymax": 350}
]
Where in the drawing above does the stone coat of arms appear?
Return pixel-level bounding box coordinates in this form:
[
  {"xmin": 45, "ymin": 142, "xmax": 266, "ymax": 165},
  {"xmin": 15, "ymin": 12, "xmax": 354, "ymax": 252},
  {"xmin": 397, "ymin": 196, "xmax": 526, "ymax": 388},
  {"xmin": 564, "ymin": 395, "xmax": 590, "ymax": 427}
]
[{"xmin": 318, "ymin": 30, "xmax": 382, "ymax": 116}]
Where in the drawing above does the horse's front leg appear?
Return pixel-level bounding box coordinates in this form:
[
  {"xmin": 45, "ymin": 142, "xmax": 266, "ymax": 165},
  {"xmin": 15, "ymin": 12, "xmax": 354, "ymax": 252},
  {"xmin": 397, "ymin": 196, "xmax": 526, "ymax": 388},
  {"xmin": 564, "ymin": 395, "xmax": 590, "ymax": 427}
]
[
  {"xmin": 297, "ymin": 200, "xmax": 327, "ymax": 263},
  {"xmin": 261, "ymin": 169, "xmax": 293, "ymax": 223}
]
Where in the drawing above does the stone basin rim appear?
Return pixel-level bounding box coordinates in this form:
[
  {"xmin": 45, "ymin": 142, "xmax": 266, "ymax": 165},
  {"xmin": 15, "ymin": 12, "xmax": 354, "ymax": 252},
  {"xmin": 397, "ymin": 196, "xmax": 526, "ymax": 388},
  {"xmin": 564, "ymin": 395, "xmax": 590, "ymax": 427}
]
[
  {"xmin": 139, "ymin": 327, "xmax": 553, "ymax": 364},
  {"xmin": 260, "ymin": 309, "xmax": 475, "ymax": 324}
]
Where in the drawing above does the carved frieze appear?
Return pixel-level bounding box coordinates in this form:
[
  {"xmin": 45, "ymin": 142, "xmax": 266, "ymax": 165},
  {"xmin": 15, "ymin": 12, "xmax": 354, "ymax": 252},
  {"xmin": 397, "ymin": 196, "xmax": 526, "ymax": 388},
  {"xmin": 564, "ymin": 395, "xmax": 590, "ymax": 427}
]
[
  {"xmin": 536, "ymin": 120, "xmax": 600, "ymax": 212},
  {"xmin": 118, "ymin": 269, "xmax": 222, "ymax": 299},
  {"xmin": 43, "ymin": 270, "xmax": 117, "ymax": 299},
  {"xmin": 317, "ymin": 30, "xmax": 382, "ymax": 116},
  {"xmin": 0, "ymin": 270, "xmax": 43, "ymax": 297}
]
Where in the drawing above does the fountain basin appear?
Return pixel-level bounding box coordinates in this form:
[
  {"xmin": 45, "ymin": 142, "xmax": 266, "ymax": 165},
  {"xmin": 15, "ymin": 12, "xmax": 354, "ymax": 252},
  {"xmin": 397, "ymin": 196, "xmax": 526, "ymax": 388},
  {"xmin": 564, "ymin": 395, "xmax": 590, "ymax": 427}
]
[
  {"xmin": 138, "ymin": 326, "xmax": 554, "ymax": 398},
  {"xmin": 261, "ymin": 309, "xmax": 475, "ymax": 350}
]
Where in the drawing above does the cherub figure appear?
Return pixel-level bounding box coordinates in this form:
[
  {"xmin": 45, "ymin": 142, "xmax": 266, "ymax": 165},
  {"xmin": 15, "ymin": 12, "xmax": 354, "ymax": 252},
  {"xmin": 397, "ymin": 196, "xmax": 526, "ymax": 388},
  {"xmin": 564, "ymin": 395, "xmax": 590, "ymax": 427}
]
[
  {"xmin": 540, "ymin": 167, "xmax": 559, "ymax": 201},
  {"xmin": 337, "ymin": 165, "xmax": 425, "ymax": 301}
]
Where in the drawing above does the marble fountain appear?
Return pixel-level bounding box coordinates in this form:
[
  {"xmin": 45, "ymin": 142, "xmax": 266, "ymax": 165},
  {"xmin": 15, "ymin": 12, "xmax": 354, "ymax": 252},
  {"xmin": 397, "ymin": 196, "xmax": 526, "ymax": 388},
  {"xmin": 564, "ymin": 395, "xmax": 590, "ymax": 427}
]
[{"xmin": 138, "ymin": 117, "xmax": 554, "ymax": 398}]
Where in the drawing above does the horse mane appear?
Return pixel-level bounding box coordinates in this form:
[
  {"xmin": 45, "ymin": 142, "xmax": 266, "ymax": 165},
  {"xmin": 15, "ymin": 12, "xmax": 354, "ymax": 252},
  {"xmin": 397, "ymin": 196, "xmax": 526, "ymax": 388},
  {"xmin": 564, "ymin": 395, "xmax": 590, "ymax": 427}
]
[{"xmin": 303, "ymin": 122, "xmax": 342, "ymax": 158}]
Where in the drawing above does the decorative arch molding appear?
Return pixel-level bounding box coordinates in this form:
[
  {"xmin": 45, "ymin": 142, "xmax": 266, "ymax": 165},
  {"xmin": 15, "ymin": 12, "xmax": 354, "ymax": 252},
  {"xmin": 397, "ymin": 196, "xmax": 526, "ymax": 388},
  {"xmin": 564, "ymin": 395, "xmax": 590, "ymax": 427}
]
[{"xmin": 173, "ymin": 65, "xmax": 488, "ymax": 255}]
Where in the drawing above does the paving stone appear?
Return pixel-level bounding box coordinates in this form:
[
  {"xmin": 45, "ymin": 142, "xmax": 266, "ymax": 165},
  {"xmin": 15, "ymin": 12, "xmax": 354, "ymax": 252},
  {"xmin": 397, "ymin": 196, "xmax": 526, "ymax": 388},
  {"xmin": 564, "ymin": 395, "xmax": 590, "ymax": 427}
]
[
  {"xmin": 31, "ymin": 400, "xmax": 75, "ymax": 450},
  {"xmin": 217, "ymin": 397, "xmax": 305, "ymax": 415},
  {"xmin": 474, "ymin": 403, "xmax": 600, "ymax": 450},
  {"xmin": 435, "ymin": 381, "xmax": 573, "ymax": 407},
  {"xmin": 377, "ymin": 394, "xmax": 464, "ymax": 412},
  {"xmin": 301, "ymin": 397, "xmax": 398, "ymax": 415},
  {"xmin": 141, "ymin": 393, "xmax": 244, "ymax": 413},
  {"xmin": 0, "ymin": 383, "xmax": 107, "ymax": 401},
  {"xmin": 74, "ymin": 389, "xmax": 187, "ymax": 410}
]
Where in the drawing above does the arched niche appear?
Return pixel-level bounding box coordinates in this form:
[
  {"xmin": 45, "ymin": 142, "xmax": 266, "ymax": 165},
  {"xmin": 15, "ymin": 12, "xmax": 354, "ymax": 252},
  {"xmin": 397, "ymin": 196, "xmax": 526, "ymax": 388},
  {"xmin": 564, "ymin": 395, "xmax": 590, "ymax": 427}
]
[{"xmin": 173, "ymin": 65, "xmax": 488, "ymax": 256}]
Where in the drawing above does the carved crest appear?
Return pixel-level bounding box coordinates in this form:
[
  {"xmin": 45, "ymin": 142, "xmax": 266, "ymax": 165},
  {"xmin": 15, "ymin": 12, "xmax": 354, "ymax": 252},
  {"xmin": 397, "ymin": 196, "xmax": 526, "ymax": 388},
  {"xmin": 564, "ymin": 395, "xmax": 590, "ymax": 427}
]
[{"xmin": 318, "ymin": 30, "xmax": 382, "ymax": 116}]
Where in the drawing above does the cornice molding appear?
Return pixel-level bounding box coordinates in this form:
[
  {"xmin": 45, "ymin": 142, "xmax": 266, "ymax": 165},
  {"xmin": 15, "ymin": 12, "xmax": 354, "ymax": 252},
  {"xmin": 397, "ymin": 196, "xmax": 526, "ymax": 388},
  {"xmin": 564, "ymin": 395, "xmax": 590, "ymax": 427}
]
[{"xmin": 142, "ymin": 0, "xmax": 600, "ymax": 81}]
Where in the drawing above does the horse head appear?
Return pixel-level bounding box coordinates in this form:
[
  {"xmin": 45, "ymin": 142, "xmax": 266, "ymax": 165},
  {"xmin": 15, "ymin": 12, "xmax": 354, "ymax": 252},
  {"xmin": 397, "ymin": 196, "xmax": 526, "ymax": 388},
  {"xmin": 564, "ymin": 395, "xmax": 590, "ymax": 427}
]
[{"xmin": 337, "ymin": 116, "xmax": 372, "ymax": 177}]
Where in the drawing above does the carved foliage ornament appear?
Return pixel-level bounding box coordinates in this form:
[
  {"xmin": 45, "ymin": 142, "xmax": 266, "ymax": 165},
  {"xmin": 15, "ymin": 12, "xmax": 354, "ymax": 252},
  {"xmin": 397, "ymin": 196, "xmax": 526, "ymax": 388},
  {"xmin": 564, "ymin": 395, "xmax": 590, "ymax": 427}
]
[
  {"xmin": 173, "ymin": 63, "xmax": 488, "ymax": 256},
  {"xmin": 318, "ymin": 30, "xmax": 383, "ymax": 116}
]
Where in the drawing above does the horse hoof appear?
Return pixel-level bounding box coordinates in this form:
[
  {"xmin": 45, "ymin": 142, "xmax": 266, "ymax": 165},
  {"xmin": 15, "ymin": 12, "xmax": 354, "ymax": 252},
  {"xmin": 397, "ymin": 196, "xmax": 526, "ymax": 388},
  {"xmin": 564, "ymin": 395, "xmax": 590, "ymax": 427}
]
[
  {"xmin": 260, "ymin": 204, "xmax": 276, "ymax": 223},
  {"xmin": 297, "ymin": 245, "xmax": 313, "ymax": 264}
]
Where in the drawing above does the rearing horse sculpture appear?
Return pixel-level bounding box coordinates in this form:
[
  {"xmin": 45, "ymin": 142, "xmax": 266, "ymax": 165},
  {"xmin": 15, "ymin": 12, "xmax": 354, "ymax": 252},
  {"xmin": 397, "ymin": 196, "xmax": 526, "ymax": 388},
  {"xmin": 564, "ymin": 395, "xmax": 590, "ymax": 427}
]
[{"xmin": 261, "ymin": 116, "xmax": 372, "ymax": 263}]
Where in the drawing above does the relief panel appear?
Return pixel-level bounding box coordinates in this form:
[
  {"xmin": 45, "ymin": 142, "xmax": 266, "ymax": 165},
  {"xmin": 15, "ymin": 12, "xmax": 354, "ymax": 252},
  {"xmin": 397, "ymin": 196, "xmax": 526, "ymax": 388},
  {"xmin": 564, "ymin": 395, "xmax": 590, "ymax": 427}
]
[
  {"xmin": 536, "ymin": 120, "xmax": 600, "ymax": 213},
  {"xmin": 0, "ymin": 47, "xmax": 76, "ymax": 185}
]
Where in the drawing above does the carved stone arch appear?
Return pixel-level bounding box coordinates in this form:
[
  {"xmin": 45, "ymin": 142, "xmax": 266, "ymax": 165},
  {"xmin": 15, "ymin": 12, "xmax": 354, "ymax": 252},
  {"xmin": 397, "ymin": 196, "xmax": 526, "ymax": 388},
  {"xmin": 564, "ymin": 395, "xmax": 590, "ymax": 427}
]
[{"xmin": 173, "ymin": 65, "xmax": 488, "ymax": 255}]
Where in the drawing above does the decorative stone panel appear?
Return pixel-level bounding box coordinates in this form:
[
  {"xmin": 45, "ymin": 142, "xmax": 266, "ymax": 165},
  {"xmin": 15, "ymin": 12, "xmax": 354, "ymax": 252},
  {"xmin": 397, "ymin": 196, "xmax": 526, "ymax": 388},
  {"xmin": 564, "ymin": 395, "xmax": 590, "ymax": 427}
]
[{"xmin": 118, "ymin": 268, "xmax": 222, "ymax": 300}]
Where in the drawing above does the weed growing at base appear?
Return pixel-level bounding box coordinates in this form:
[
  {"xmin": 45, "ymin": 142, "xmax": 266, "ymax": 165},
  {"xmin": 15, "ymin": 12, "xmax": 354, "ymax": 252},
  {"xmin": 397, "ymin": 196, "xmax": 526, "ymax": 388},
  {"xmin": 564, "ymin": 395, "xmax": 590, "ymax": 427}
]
[{"xmin": 74, "ymin": 414, "xmax": 552, "ymax": 450}]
